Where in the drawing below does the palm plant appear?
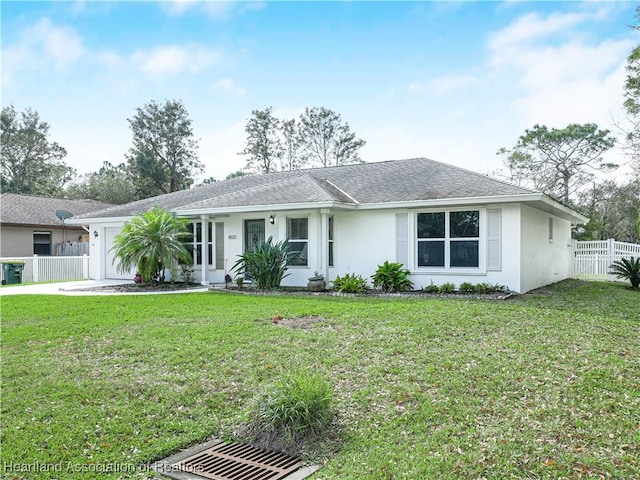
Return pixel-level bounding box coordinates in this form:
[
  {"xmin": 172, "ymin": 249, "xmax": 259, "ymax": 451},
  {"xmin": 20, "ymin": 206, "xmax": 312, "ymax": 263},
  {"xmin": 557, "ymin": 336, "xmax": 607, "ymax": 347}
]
[
  {"xmin": 110, "ymin": 207, "xmax": 192, "ymax": 284},
  {"xmin": 232, "ymin": 236, "xmax": 298, "ymax": 289},
  {"xmin": 609, "ymin": 256, "xmax": 640, "ymax": 289}
]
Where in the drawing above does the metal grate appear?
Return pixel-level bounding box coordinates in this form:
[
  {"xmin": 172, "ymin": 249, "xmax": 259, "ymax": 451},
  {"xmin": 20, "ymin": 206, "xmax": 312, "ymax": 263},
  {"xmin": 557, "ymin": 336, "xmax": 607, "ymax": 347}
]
[{"xmin": 172, "ymin": 441, "xmax": 302, "ymax": 480}]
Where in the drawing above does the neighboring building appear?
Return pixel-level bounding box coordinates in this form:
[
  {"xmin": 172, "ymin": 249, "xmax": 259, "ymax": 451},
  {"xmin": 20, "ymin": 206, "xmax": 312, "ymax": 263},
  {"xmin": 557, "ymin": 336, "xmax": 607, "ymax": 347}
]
[
  {"xmin": 0, "ymin": 194, "xmax": 112, "ymax": 257},
  {"xmin": 68, "ymin": 158, "xmax": 588, "ymax": 293}
]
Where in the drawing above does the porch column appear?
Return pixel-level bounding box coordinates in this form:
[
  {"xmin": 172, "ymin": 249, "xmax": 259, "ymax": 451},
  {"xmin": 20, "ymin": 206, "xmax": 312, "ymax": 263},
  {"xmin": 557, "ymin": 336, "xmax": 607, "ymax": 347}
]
[
  {"xmin": 201, "ymin": 215, "xmax": 209, "ymax": 285},
  {"xmin": 320, "ymin": 209, "xmax": 330, "ymax": 281}
]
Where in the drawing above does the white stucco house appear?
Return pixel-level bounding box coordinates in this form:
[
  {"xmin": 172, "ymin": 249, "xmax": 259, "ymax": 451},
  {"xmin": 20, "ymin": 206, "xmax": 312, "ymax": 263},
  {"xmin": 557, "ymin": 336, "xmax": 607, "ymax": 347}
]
[{"xmin": 67, "ymin": 158, "xmax": 588, "ymax": 293}]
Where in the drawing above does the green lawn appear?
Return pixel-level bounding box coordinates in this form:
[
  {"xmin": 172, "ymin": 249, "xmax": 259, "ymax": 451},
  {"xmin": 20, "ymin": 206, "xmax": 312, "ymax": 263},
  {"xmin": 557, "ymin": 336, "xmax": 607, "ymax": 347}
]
[{"xmin": 1, "ymin": 280, "xmax": 638, "ymax": 479}]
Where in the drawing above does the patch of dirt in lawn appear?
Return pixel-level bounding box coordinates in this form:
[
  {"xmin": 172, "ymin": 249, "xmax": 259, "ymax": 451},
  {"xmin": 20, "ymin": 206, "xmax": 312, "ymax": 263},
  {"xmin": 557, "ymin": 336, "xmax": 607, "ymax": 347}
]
[{"xmin": 270, "ymin": 315, "xmax": 328, "ymax": 329}]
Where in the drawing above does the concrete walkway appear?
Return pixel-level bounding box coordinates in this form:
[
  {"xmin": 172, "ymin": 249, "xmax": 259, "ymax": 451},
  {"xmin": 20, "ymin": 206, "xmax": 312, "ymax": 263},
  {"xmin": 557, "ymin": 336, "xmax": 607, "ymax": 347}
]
[{"xmin": 0, "ymin": 279, "xmax": 209, "ymax": 296}]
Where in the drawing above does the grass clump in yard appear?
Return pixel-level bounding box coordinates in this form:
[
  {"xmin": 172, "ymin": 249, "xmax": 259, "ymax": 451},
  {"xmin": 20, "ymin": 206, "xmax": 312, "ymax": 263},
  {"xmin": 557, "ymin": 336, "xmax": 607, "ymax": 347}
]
[{"xmin": 235, "ymin": 368, "xmax": 337, "ymax": 457}]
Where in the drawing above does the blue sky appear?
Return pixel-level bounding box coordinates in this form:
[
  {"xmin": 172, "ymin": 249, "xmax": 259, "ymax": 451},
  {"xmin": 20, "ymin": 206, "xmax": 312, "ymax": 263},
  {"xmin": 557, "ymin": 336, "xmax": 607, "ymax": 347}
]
[{"xmin": 2, "ymin": 1, "xmax": 637, "ymax": 183}]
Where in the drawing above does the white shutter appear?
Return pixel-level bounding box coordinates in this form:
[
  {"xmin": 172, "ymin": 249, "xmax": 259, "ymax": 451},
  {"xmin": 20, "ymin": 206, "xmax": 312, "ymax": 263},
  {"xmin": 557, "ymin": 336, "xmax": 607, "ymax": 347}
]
[
  {"xmin": 396, "ymin": 213, "xmax": 409, "ymax": 267},
  {"xmin": 487, "ymin": 209, "xmax": 502, "ymax": 271},
  {"xmin": 215, "ymin": 222, "xmax": 225, "ymax": 270}
]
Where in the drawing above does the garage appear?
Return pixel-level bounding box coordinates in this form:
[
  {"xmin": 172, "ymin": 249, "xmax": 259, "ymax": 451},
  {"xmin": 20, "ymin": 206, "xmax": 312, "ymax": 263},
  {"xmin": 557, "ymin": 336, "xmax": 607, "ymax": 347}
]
[{"xmin": 104, "ymin": 227, "xmax": 134, "ymax": 279}]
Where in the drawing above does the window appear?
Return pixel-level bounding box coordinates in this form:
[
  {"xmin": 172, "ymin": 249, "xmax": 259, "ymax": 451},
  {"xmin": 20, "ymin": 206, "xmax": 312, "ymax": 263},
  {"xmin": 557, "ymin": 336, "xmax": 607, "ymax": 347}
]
[
  {"xmin": 287, "ymin": 217, "xmax": 308, "ymax": 266},
  {"xmin": 548, "ymin": 217, "xmax": 554, "ymax": 242},
  {"xmin": 417, "ymin": 210, "xmax": 479, "ymax": 268},
  {"xmin": 33, "ymin": 231, "xmax": 51, "ymax": 256},
  {"xmin": 328, "ymin": 216, "xmax": 334, "ymax": 267},
  {"xmin": 187, "ymin": 222, "xmax": 213, "ymax": 266}
]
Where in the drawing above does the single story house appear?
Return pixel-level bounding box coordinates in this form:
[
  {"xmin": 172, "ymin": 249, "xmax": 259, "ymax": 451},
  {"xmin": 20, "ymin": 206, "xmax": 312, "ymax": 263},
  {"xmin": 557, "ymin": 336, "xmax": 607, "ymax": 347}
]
[
  {"xmin": 67, "ymin": 158, "xmax": 588, "ymax": 293},
  {"xmin": 0, "ymin": 193, "xmax": 112, "ymax": 257}
]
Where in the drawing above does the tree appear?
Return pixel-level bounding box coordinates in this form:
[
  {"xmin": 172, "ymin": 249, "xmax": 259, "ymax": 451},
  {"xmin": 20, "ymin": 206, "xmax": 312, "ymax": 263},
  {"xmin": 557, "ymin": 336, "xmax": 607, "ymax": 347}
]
[
  {"xmin": 1, "ymin": 105, "xmax": 75, "ymax": 196},
  {"xmin": 298, "ymin": 107, "xmax": 366, "ymax": 167},
  {"xmin": 126, "ymin": 99, "xmax": 202, "ymax": 198},
  {"xmin": 66, "ymin": 162, "xmax": 137, "ymax": 205},
  {"xmin": 280, "ymin": 118, "xmax": 305, "ymax": 171},
  {"xmin": 576, "ymin": 179, "xmax": 640, "ymax": 243},
  {"xmin": 622, "ymin": 7, "xmax": 640, "ymax": 170},
  {"xmin": 110, "ymin": 207, "xmax": 192, "ymax": 284},
  {"xmin": 497, "ymin": 123, "xmax": 617, "ymax": 205},
  {"xmin": 239, "ymin": 107, "xmax": 283, "ymax": 174}
]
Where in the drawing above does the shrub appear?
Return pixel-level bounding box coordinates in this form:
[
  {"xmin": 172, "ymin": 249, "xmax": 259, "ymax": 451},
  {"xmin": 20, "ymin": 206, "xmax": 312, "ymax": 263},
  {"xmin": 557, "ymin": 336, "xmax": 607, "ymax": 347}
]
[
  {"xmin": 439, "ymin": 282, "xmax": 456, "ymax": 294},
  {"xmin": 110, "ymin": 207, "xmax": 192, "ymax": 284},
  {"xmin": 423, "ymin": 281, "xmax": 440, "ymax": 293},
  {"xmin": 231, "ymin": 236, "xmax": 298, "ymax": 290},
  {"xmin": 371, "ymin": 261, "xmax": 414, "ymax": 293},
  {"xmin": 609, "ymin": 256, "xmax": 640, "ymax": 289},
  {"xmin": 239, "ymin": 368, "xmax": 335, "ymax": 455},
  {"xmin": 459, "ymin": 281, "xmax": 475, "ymax": 294},
  {"xmin": 332, "ymin": 273, "xmax": 368, "ymax": 293},
  {"xmin": 474, "ymin": 282, "xmax": 491, "ymax": 294}
]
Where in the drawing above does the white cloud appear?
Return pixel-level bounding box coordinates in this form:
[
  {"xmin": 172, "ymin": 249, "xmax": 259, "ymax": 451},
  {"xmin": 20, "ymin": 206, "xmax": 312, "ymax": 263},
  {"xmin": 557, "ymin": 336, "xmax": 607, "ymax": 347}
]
[
  {"xmin": 212, "ymin": 77, "xmax": 246, "ymax": 96},
  {"xmin": 161, "ymin": 1, "xmax": 265, "ymax": 19},
  {"xmin": 132, "ymin": 44, "xmax": 222, "ymax": 77},
  {"xmin": 486, "ymin": 9, "xmax": 634, "ymax": 127},
  {"xmin": 2, "ymin": 18, "xmax": 84, "ymax": 86}
]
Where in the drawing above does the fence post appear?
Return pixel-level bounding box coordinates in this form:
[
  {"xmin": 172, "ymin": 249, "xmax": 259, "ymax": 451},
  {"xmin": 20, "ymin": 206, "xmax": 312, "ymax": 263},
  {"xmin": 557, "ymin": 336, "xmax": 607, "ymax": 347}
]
[
  {"xmin": 607, "ymin": 238, "xmax": 615, "ymax": 281},
  {"xmin": 32, "ymin": 254, "xmax": 39, "ymax": 283},
  {"xmin": 82, "ymin": 254, "xmax": 89, "ymax": 279}
]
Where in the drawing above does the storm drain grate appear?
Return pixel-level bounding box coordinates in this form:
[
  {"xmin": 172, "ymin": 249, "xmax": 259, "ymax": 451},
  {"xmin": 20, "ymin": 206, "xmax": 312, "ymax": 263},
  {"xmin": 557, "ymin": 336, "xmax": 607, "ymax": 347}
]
[{"xmin": 172, "ymin": 441, "xmax": 302, "ymax": 480}]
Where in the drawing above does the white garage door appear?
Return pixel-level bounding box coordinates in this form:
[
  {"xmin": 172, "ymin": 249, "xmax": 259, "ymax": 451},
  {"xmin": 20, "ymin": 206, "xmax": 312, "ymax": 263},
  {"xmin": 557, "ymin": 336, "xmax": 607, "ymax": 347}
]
[{"xmin": 105, "ymin": 227, "xmax": 134, "ymax": 279}]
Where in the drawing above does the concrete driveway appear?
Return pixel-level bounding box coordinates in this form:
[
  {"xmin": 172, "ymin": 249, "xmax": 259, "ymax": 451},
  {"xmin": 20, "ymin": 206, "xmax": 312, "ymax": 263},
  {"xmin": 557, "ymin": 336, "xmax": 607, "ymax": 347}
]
[{"xmin": 0, "ymin": 279, "xmax": 209, "ymax": 296}]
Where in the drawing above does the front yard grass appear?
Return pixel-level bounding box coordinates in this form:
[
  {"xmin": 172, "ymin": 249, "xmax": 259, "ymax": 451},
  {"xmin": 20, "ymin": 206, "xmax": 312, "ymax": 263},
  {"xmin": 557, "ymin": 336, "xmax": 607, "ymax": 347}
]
[{"xmin": 1, "ymin": 280, "xmax": 638, "ymax": 479}]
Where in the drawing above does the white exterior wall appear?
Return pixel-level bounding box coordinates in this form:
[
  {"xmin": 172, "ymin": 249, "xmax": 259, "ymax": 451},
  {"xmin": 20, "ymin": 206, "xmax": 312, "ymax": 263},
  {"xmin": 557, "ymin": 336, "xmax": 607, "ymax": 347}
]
[
  {"xmin": 86, "ymin": 202, "xmax": 573, "ymax": 293},
  {"xmin": 520, "ymin": 204, "xmax": 573, "ymax": 293}
]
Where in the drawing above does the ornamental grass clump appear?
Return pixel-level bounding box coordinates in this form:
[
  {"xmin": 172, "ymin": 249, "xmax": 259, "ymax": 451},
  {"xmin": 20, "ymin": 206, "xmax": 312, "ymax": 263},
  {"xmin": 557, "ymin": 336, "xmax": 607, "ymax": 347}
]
[
  {"xmin": 231, "ymin": 236, "xmax": 298, "ymax": 290},
  {"xmin": 238, "ymin": 368, "xmax": 336, "ymax": 456}
]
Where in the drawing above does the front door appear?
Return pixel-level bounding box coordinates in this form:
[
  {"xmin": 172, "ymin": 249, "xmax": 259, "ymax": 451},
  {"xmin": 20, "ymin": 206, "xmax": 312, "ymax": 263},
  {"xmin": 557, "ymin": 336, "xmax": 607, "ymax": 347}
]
[{"xmin": 244, "ymin": 219, "xmax": 265, "ymax": 279}]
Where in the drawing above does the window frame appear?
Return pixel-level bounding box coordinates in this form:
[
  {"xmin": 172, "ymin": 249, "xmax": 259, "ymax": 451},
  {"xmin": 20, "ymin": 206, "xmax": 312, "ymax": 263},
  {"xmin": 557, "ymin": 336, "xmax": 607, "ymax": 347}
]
[
  {"xmin": 415, "ymin": 208, "xmax": 484, "ymax": 272},
  {"xmin": 187, "ymin": 221, "xmax": 214, "ymax": 266},
  {"xmin": 33, "ymin": 231, "xmax": 52, "ymax": 256},
  {"xmin": 287, "ymin": 216, "xmax": 309, "ymax": 267}
]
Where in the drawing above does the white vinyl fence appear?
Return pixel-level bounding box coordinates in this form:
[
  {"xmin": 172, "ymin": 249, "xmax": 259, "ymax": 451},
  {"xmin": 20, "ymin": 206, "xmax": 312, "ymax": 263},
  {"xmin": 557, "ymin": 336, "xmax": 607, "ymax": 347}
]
[
  {"xmin": 0, "ymin": 255, "xmax": 90, "ymax": 284},
  {"xmin": 572, "ymin": 239, "xmax": 640, "ymax": 280}
]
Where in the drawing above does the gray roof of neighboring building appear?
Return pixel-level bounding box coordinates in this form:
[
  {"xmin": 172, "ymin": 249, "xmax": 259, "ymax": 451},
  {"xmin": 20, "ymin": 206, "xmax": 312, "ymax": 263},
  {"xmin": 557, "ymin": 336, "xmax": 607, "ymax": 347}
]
[
  {"xmin": 0, "ymin": 193, "xmax": 113, "ymax": 227},
  {"xmin": 71, "ymin": 158, "xmax": 538, "ymax": 220}
]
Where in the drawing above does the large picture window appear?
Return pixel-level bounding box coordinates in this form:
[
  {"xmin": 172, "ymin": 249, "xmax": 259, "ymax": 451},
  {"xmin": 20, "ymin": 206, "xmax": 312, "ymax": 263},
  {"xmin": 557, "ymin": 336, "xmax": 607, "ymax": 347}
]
[
  {"xmin": 417, "ymin": 210, "xmax": 479, "ymax": 268},
  {"xmin": 287, "ymin": 217, "xmax": 308, "ymax": 266}
]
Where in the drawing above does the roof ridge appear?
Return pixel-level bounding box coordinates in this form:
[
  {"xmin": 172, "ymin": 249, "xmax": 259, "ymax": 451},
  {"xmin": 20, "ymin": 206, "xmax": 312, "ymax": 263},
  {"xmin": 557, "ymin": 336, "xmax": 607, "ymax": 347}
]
[{"xmin": 311, "ymin": 177, "xmax": 360, "ymax": 204}]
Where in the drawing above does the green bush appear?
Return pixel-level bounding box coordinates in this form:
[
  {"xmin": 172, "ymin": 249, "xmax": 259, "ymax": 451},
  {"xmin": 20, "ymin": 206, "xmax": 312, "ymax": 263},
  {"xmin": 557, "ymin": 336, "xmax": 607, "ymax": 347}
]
[
  {"xmin": 371, "ymin": 261, "xmax": 414, "ymax": 293},
  {"xmin": 240, "ymin": 368, "xmax": 335, "ymax": 455},
  {"xmin": 110, "ymin": 207, "xmax": 192, "ymax": 284},
  {"xmin": 474, "ymin": 282, "xmax": 490, "ymax": 294},
  {"xmin": 332, "ymin": 273, "xmax": 368, "ymax": 293},
  {"xmin": 609, "ymin": 256, "xmax": 640, "ymax": 289},
  {"xmin": 231, "ymin": 236, "xmax": 298, "ymax": 290},
  {"xmin": 423, "ymin": 281, "xmax": 440, "ymax": 293},
  {"xmin": 459, "ymin": 281, "xmax": 475, "ymax": 294},
  {"xmin": 438, "ymin": 282, "xmax": 456, "ymax": 294}
]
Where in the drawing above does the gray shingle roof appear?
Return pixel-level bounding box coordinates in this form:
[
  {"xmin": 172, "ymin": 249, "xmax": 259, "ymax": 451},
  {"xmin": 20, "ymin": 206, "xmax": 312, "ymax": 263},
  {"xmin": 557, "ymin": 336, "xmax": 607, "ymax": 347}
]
[
  {"xmin": 0, "ymin": 194, "xmax": 113, "ymax": 227},
  {"xmin": 72, "ymin": 158, "xmax": 536, "ymax": 220}
]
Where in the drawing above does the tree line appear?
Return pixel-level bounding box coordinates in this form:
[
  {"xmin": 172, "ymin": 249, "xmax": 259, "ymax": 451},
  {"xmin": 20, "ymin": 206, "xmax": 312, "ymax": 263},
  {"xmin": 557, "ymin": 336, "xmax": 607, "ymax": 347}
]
[{"xmin": 0, "ymin": 102, "xmax": 366, "ymax": 205}]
